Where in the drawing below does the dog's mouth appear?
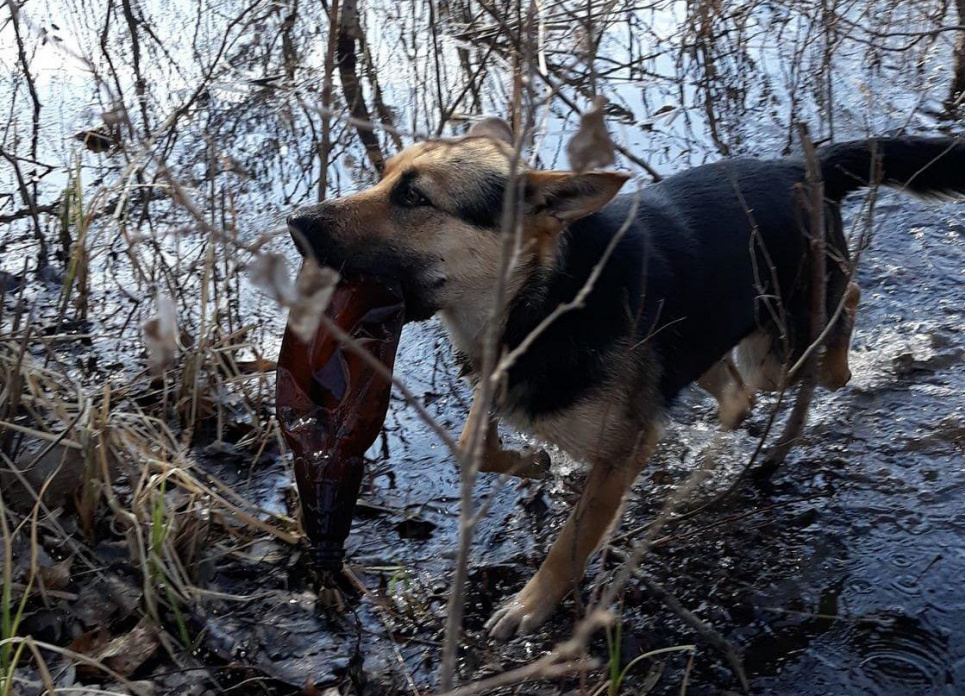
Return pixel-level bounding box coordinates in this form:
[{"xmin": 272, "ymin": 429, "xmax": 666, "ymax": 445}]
[
  {"xmin": 340, "ymin": 270, "xmax": 436, "ymax": 324},
  {"xmin": 287, "ymin": 220, "xmax": 440, "ymax": 323},
  {"xmin": 295, "ymin": 249, "xmax": 437, "ymax": 324},
  {"xmin": 387, "ymin": 274, "xmax": 438, "ymax": 324}
]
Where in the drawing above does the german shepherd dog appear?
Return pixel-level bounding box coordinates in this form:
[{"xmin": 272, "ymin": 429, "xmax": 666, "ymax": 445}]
[{"xmin": 288, "ymin": 120, "xmax": 965, "ymax": 638}]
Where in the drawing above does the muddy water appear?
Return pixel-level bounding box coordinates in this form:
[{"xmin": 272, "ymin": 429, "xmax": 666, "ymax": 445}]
[
  {"xmin": 198, "ymin": 193, "xmax": 964, "ymax": 694},
  {"xmin": 716, "ymin": 200, "xmax": 965, "ymax": 696}
]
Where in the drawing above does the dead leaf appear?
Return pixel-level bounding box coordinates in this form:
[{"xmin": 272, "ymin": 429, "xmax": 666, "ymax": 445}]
[
  {"xmin": 1, "ymin": 439, "xmax": 85, "ymax": 512},
  {"xmin": 73, "ymin": 575, "xmax": 142, "ymax": 627},
  {"xmin": 249, "ymin": 252, "xmax": 297, "ymax": 305},
  {"xmin": 651, "ymin": 469, "xmax": 674, "ymax": 485},
  {"xmin": 74, "ymin": 127, "xmax": 118, "ymax": 153},
  {"xmin": 301, "ymin": 678, "xmax": 329, "ymax": 695},
  {"xmin": 95, "ymin": 618, "xmax": 161, "ymax": 677},
  {"xmin": 287, "ymin": 261, "xmax": 339, "ymax": 343},
  {"xmin": 235, "ymin": 358, "xmax": 277, "ymax": 374},
  {"xmin": 566, "ymin": 96, "xmax": 616, "ymax": 173},
  {"xmin": 70, "ymin": 626, "xmax": 112, "ymax": 658},
  {"xmin": 39, "ymin": 556, "xmax": 73, "ymax": 591},
  {"xmin": 142, "ymin": 295, "xmax": 178, "ymax": 373}
]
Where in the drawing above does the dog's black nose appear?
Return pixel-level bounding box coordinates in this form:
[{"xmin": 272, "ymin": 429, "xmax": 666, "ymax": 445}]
[
  {"xmin": 287, "ymin": 212, "xmax": 312, "ymax": 236},
  {"xmin": 286, "ymin": 212, "xmax": 315, "ymax": 256}
]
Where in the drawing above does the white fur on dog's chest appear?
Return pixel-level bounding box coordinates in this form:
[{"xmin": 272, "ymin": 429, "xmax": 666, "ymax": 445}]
[
  {"xmin": 439, "ymin": 310, "xmax": 485, "ymax": 365},
  {"xmin": 501, "ymin": 396, "xmax": 628, "ymax": 464}
]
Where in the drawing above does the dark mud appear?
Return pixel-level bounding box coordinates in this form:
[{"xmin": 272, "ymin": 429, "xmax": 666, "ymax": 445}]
[{"xmin": 194, "ymin": 193, "xmax": 964, "ymax": 694}]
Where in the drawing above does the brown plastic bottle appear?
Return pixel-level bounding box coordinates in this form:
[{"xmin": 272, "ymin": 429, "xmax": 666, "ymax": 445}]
[{"xmin": 275, "ymin": 275, "xmax": 404, "ymax": 571}]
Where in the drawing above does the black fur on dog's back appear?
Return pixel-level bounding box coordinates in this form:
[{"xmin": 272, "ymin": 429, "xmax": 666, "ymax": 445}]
[{"xmin": 500, "ymin": 136, "xmax": 965, "ymax": 422}]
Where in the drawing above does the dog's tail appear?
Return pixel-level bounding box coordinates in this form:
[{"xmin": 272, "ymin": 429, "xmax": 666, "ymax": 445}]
[{"xmin": 819, "ymin": 136, "xmax": 965, "ymax": 202}]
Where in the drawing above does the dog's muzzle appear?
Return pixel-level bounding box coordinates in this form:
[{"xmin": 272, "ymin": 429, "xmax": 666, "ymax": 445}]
[{"xmin": 287, "ymin": 205, "xmax": 336, "ymax": 258}]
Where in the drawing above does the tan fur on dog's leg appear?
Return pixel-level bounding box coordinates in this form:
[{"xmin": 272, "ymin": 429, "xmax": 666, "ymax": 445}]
[
  {"xmin": 486, "ymin": 430, "xmax": 658, "ymax": 639},
  {"xmin": 735, "ymin": 331, "xmax": 786, "ymax": 393},
  {"xmin": 459, "ymin": 390, "xmax": 550, "ymax": 479},
  {"xmin": 697, "ymin": 357, "xmax": 755, "ymax": 429},
  {"xmin": 819, "ymin": 282, "xmax": 861, "ymax": 391}
]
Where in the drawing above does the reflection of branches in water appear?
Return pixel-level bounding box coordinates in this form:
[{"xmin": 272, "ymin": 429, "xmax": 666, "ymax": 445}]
[
  {"xmin": 4, "ymin": 0, "xmax": 955, "ymax": 225},
  {"xmin": 318, "ymin": 0, "xmax": 341, "ymax": 201},
  {"xmin": 0, "ymin": 148, "xmax": 48, "ymax": 268},
  {"xmin": 5, "ymin": 3, "xmax": 46, "ymax": 269},
  {"xmin": 337, "ymin": 0, "xmax": 385, "ymax": 173}
]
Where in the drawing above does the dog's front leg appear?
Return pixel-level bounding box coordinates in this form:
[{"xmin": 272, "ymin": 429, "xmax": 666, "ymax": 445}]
[
  {"xmin": 458, "ymin": 390, "xmax": 550, "ymax": 479},
  {"xmin": 485, "ymin": 440, "xmax": 652, "ymax": 639}
]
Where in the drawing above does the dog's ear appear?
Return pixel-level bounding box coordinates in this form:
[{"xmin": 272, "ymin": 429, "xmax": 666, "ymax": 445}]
[
  {"xmin": 467, "ymin": 117, "xmax": 514, "ymax": 144},
  {"xmin": 524, "ymin": 171, "xmax": 629, "ymax": 229}
]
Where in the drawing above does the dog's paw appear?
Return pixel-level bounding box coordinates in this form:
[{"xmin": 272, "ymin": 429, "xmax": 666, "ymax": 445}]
[
  {"xmin": 718, "ymin": 385, "xmax": 755, "ymax": 430},
  {"xmin": 485, "ymin": 593, "xmax": 555, "ymax": 639},
  {"xmin": 484, "ymin": 574, "xmax": 563, "ymax": 639},
  {"xmin": 480, "ymin": 446, "xmax": 552, "ymax": 479},
  {"xmin": 518, "ymin": 447, "xmax": 552, "ymax": 479}
]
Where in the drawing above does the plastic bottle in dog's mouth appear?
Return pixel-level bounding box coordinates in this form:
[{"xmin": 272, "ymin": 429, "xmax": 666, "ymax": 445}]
[{"xmin": 275, "ymin": 273, "xmax": 404, "ymax": 573}]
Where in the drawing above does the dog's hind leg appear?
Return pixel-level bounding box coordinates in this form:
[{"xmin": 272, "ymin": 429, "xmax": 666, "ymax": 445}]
[
  {"xmin": 486, "ymin": 426, "xmax": 660, "ymax": 639},
  {"xmin": 818, "ymin": 207, "xmax": 860, "ymax": 391},
  {"xmin": 697, "ymin": 356, "xmax": 755, "ymax": 429},
  {"xmin": 735, "ymin": 330, "xmax": 788, "ymax": 393},
  {"xmin": 819, "ymin": 281, "xmax": 861, "ymax": 391},
  {"xmin": 459, "ymin": 390, "xmax": 550, "ymax": 479}
]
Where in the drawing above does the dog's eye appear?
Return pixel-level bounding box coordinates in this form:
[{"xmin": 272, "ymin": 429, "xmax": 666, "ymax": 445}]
[{"xmin": 399, "ymin": 187, "xmax": 431, "ymax": 208}]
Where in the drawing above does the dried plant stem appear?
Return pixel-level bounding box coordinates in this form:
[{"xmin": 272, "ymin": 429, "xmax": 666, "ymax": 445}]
[
  {"xmin": 949, "ymin": 0, "xmax": 965, "ymax": 111},
  {"xmin": 635, "ymin": 573, "xmax": 748, "ymax": 690},
  {"xmin": 762, "ymin": 125, "xmax": 826, "ymax": 470}
]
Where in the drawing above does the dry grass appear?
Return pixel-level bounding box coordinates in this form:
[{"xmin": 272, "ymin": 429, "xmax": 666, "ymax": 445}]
[{"xmin": 0, "ymin": 305, "xmax": 298, "ymax": 691}]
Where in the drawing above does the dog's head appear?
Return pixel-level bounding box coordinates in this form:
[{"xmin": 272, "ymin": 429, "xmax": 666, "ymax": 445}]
[{"xmin": 287, "ymin": 118, "xmax": 628, "ymax": 322}]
